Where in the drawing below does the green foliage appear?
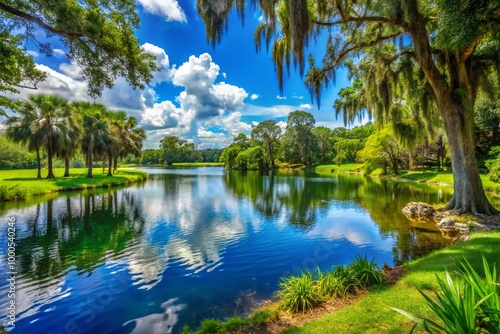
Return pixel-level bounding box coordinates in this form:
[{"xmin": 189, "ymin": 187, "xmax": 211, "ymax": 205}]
[
  {"xmin": 0, "ymin": 168, "xmax": 147, "ymax": 201},
  {"xmin": 235, "ymin": 146, "xmax": 266, "ymax": 170},
  {"xmin": 282, "ymin": 110, "xmax": 317, "ymax": 165},
  {"xmin": 160, "ymin": 136, "xmax": 194, "ymax": 165},
  {"xmin": 349, "ymin": 255, "xmax": 383, "ymax": 287},
  {"xmin": 486, "ymin": 147, "xmax": 500, "ymax": 183},
  {"xmin": 0, "ymin": 0, "xmax": 158, "ymax": 103},
  {"xmin": 0, "ymin": 184, "xmax": 26, "ymax": 201},
  {"xmin": 252, "ymin": 120, "xmax": 282, "ymax": 167},
  {"xmin": 180, "ymin": 309, "xmax": 278, "ymax": 334},
  {"xmin": 475, "ymin": 97, "xmax": 500, "ymax": 163},
  {"xmin": 358, "ymin": 126, "xmax": 407, "ymax": 175},
  {"xmin": 0, "ymin": 136, "xmax": 38, "ymax": 169},
  {"xmin": 0, "ymin": 31, "xmax": 44, "ymax": 115},
  {"xmin": 394, "ymin": 256, "xmax": 500, "ymax": 334},
  {"xmin": 196, "ymin": 0, "xmax": 500, "ymax": 214},
  {"xmin": 276, "ymin": 255, "xmax": 383, "ymax": 313},
  {"xmin": 317, "ymin": 270, "xmax": 351, "ymax": 299},
  {"xmin": 275, "ymin": 272, "xmax": 324, "ymax": 313}
]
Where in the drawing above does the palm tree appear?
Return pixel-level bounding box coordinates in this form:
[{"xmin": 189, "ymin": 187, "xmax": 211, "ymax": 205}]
[
  {"xmin": 28, "ymin": 95, "xmax": 71, "ymax": 179},
  {"xmin": 78, "ymin": 102, "xmax": 109, "ymax": 178},
  {"xmin": 5, "ymin": 99, "xmax": 43, "ymax": 178},
  {"xmin": 57, "ymin": 104, "xmax": 81, "ymax": 177},
  {"xmin": 114, "ymin": 114, "xmax": 146, "ymax": 172}
]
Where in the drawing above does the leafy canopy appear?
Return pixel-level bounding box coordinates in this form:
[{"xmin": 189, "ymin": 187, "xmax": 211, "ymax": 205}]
[{"xmin": 0, "ymin": 0, "xmax": 159, "ymax": 113}]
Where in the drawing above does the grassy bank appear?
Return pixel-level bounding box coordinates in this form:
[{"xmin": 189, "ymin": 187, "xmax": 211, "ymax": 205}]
[
  {"xmin": 183, "ymin": 231, "xmax": 500, "ymax": 333},
  {"xmin": 315, "ymin": 163, "xmax": 500, "ymax": 194},
  {"xmin": 0, "ymin": 168, "xmax": 148, "ymax": 201},
  {"xmin": 282, "ymin": 231, "xmax": 500, "ymax": 333}
]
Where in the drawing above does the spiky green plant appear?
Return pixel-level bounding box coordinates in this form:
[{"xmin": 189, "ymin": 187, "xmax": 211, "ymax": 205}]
[
  {"xmin": 350, "ymin": 254, "xmax": 383, "ymax": 287},
  {"xmin": 331, "ymin": 264, "xmax": 361, "ymax": 293},
  {"xmin": 317, "ymin": 270, "xmax": 350, "ymax": 299},
  {"xmin": 275, "ymin": 272, "xmax": 323, "ymax": 313},
  {"xmin": 393, "ymin": 256, "xmax": 500, "ymax": 333}
]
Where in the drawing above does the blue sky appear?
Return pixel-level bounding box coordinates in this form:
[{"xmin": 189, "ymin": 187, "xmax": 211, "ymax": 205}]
[{"xmin": 13, "ymin": 0, "xmax": 357, "ymax": 149}]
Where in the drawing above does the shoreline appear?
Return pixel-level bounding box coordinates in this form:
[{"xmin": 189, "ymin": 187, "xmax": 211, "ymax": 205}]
[
  {"xmin": 182, "ymin": 231, "xmax": 500, "ymax": 334},
  {"xmin": 0, "ymin": 168, "xmax": 148, "ymax": 202}
]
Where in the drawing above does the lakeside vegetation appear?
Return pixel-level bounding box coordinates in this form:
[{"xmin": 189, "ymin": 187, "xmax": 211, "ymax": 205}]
[
  {"xmin": 182, "ymin": 231, "xmax": 500, "ymax": 334},
  {"xmin": 0, "ymin": 168, "xmax": 147, "ymax": 201},
  {"xmin": 315, "ymin": 164, "xmax": 500, "ymax": 195}
]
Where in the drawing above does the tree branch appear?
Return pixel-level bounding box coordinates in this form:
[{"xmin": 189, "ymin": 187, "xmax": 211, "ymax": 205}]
[
  {"xmin": 460, "ymin": 35, "xmax": 483, "ymax": 62},
  {"xmin": 333, "ymin": 30, "xmax": 406, "ymax": 69},
  {"xmin": 0, "ymin": 1, "xmax": 83, "ymax": 38},
  {"xmin": 313, "ymin": 16, "xmax": 408, "ymax": 30}
]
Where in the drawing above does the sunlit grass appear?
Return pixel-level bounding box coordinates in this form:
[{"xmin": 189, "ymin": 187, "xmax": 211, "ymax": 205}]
[
  {"xmin": 281, "ymin": 231, "xmax": 500, "ymax": 334},
  {"xmin": 0, "ymin": 168, "xmax": 147, "ymax": 201}
]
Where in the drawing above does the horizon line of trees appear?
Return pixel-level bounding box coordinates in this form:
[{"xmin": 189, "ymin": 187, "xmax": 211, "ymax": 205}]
[
  {"xmin": 3, "ymin": 94, "xmax": 145, "ymax": 178},
  {"xmin": 217, "ymin": 103, "xmax": 500, "ymax": 182}
]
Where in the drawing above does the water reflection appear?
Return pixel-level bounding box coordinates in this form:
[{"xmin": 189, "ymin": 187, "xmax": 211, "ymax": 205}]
[
  {"xmin": 224, "ymin": 170, "xmax": 456, "ymax": 265},
  {"xmin": 123, "ymin": 298, "xmax": 185, "ymax": 334},
  {"xmin": 0, "ymin": 167, "xmax": 464, "ymax": 333},
  {"xmin": 0, "ymin": 189, "xmax": 147, "ymax": 332}
]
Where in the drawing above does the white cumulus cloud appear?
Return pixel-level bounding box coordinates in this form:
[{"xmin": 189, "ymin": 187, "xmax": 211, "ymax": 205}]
[{"xmin": 137, "ymin": 0, "xmax": 186, "ymax": 22}]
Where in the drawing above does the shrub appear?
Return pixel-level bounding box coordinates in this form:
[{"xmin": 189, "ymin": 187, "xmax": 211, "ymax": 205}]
[
  {"xmin": 0, "ymin": 184, "xmax": 26, "ymax": 201},
  {"xmin": 317, "ymin": 270, "xmax": 350, "ymax": 298},
  {"xmin": 350, "ymin": 254, "xmax": 383, "ymax": 287},
  {"xmin": 331, "ymin": 264, "xmax": 361, "ymax": 293},
  {"xmin": 394, "ymin": 256, "xmax": 500, "ymax": 333},
  {"xmin": 275, "ymin": 272, "xmax": 323, "ymax": 312}
]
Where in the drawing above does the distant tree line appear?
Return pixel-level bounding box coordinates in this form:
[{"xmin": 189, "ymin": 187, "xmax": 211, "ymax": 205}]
[
  {"xmin": 217, "ymin": 103, "xmax": 500, "ymax": 180},
  {"xmin": 124, "ymin": 145, "xmax": 222, "ymax": 165},
  {"xmin": 3, "ymin": 94, "xmax": 145, "ymax": 178}
]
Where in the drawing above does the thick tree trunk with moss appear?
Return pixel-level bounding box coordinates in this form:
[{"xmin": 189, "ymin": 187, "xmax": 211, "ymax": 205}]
[{"xmin": 439, "ymin": 95, "xmax": 498, "ymax": 215}]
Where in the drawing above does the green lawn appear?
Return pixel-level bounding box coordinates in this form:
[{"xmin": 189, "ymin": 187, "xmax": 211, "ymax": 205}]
[
  {"xmin": 314, "ymin": 163, "xmax": 365, "ymax": 173},
  {"xmin": 282, "ymin": 231, "xmax": 500, "ymax": 334},
  {"xmin": 0, "ymin": 167, "xmax": 148, "ymax": 201}
]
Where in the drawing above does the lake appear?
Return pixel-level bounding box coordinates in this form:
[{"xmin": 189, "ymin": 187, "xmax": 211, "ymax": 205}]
[{"xmin": 1, "ymin": 167, "xmax": 493, "ymax": 333}]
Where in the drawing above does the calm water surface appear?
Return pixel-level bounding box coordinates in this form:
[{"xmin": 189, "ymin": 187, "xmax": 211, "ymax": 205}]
[{"xmin": 2, "ymin": 167, "xmax": 496, "ymax": 333}]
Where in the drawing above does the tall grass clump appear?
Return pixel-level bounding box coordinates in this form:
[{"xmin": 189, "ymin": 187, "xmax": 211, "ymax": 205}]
[
  {"xmin": 350, "ymin": 254, "xmax": 383, "ymax": 287},
  {"xmin": 276, "ymin": 255, "xmax": 384, "ymax": 313},
  {"xmin": 275, "ymin": 272, "xmax": 323, "ymax": 312},
  {"xmin": 394, "ymin": 256, "xmax": 500, "ymax": 333}
]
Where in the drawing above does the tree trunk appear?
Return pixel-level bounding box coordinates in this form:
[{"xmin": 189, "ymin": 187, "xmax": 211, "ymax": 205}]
[
  {"xmin": 409, "ymin": 148, "xmax": 415, "ymax": 170},
  {"xmin": 440, "ymin": 95, "xmax": 498, "ymax": 215},
  {"xmin": 113, "ymin": 158, "xmax": 118, "ymax": 172},
  {"xmin": 406, "ymin": 5, "xmax": 498, "ymax": 215},
  {"xmin": 46, "ymin": 143, "xmax": 55, "ymax": 179},
  {"xmin": 64, "ymin": 154, "xmax": 70, "ymax": 177},
  {"xmin": 267, "ymin": 142, "xmax": 275, "ymax": 168},
  {"xmin": 36, "ymin": 146, "xmax": 42, "ymax": 179},
  {"xmin": 87, "ymin": 151, "xmax": 93, "ymax": 178},
  {"xmin": 107, "ymin": 156, "xmax": 113, "ymax": 176}
]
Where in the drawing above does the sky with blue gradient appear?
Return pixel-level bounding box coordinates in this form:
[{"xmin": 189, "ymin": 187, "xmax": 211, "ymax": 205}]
[{"xmin": 14, "ymin": 0, "xmax": 358, "ymax": 149}]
